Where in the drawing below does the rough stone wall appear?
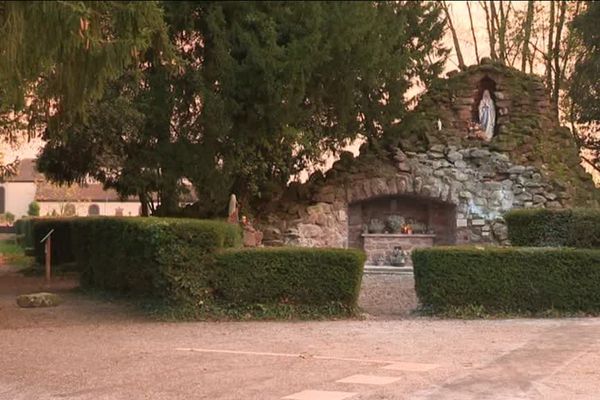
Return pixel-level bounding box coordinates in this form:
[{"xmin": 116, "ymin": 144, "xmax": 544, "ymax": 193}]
[
  {"xmin": 348, "ymin": 196, "xmax": 455, "ymax": 248},
  {"xmin": 395, "ymin": 60, "xmax": 599, "ymax": 206},
  {"xmin": 261, "ymin": 144, "xmax": 565, "ymax": 248},
  {"xmin": 363, "ymin": 234, "xmax": 434, "ymax": 265}
]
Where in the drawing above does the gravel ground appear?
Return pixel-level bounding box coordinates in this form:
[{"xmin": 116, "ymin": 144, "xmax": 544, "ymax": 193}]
[
  {"xmin": 2, "ymin": 269, "xmax": 600, "ymax": 400},
  {"xmin": 358, "ymin": 274, "xmax": 417, "ymax": 317}
]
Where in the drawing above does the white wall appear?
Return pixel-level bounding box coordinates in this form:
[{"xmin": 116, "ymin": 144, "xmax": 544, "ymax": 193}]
[
  {"xmin": 0, "ymin": 182, "xmax": 37, "ymax": 218},
  {"xmin": 39, "ymin": 201, "xmax": 141, "ymax": 217}
]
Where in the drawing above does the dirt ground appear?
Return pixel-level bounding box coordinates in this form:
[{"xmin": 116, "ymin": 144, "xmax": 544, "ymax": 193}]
[{"xmin": 1, "ymin": 267, "xmax": 600, "ymax": 400}]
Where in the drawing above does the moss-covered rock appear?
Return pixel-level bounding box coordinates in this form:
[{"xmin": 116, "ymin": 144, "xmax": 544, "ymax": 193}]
[
  {"xmin": 387, "ymin": 61, "xmax": 599, "ymax": 207},
  {"xmin": 16, "ymin": 292, "xmax": 62, "ymax": 308}
]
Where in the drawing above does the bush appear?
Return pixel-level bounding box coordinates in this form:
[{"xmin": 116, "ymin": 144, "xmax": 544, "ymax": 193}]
[
  {"xmin": 71, "ymin": 217, "xmax": 241, "ymax": 305},
  {"xmin": 14, "ymin": 218, "xmax": 35, "ymax": 248},
  {"xmin": 213, "ymin": 247, "xmax": 365, "ymax": 309},
  {"xmin": 413, "ymin": 246, "xmax": 600, "ymax": 314},
  {"xmin": 33, "ymin": 218, "xmax": 76, "ymax": 265},
  {"xmin": 28, "ymin": 201, "xmax": 40, "ymax": 217},
  {"xmin": 505, "ymin": 208, "xmax": 600, "ymax": 248}
]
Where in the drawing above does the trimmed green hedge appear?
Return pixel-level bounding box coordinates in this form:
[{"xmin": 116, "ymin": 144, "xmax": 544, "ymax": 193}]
[
  {"xmin": 213, "ymin": 248, "xmax": 365, "ymax": 308},
  {"xmin": 23, "ymin": 216, "xmax": 365, "ymax": 318},
  {"xmin": 33, "ymin": 218, "xmax": 77, "ymax": 265},
  {"xmin": 505, "ymin": 208, "xmax": 600, "ymax": 248},
  {"xmin": 14, "ymin": 218, "xmax": 35, "ymax": 249},
  {"xmin": 70, "ymin": 217, "xmax": 241, "ymax": 305},
  {"xmin": 413, "ymin": 246, "xmax": 600, "ymax": 314}
]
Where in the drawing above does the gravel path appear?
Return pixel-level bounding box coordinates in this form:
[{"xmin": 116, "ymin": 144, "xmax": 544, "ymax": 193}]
[
  {"xmin": 2, "ymin": 270, "xmax": 600, "ymax": 399},
  {"xmin": 358, "ymin": 274, "xmax": 417, "ymax": 318}
]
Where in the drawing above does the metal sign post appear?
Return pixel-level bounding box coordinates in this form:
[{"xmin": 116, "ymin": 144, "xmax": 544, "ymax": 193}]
[{"xmin": 40, "ymin": 229, "xmax": 55, "ymax": 283}]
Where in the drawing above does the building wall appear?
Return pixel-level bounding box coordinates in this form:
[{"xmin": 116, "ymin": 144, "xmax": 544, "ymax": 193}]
[
  {"xmin": 39, "ymin": 201, "xmax": 141, "ymax": 217},
  {"xmin": 0, "ymin": 182, "xmax": 37, "ymax": 217}
]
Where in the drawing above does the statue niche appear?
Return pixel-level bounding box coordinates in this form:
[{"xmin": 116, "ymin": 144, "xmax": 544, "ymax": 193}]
[{"xmin": 469, "ymin": 76, "xmax": 497, "ymax": 141}]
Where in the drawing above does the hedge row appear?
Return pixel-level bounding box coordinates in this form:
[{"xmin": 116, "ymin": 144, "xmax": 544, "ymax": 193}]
[
  {"xmin": 33, "ymin": 218, "xmax": 76, "ymax": 265},
  {"xmin": 413, "ymin": 246, "xmax": 600, "ymax": 313},
  {"xmin": 73, "ymin": 218, "xmax": 242, "ymax": 305},
  {"xmin": 213, "ymin": 248, "xmax": 365, "ymax": 307},
  {"xmin": 24, "ymin": 217, "xmax": 366, "ymax": 316},
  {"xmin": 14, "ymin": 218, "xmax": 35, "ymax": 249},
  {"xmin": 505, "ymin": 208, "xmax": 600, "ymax": 248}
]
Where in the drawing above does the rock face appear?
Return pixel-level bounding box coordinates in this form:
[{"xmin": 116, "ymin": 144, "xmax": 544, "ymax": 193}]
[
  {"xmin": 16, "ymin": 292, "xmax": 62, "ymax": 308},
  {"xmin": 261, "ymin": 145, "xmax": 569, "ymax": 248},
  {"xmin": 258, "ymin": 62, "xmax": 599, "ymax": 250}
]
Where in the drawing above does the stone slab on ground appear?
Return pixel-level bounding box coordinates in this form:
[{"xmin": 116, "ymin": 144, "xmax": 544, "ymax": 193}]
[{"xmin": 16, "ymin": 292, "xmax": 62, "ymax": 308}]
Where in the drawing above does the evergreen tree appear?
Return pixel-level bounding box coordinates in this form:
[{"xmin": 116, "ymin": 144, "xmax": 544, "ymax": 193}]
[
  {"xmin": 38, "ymin": 1, "xmax": 447, "ymax": 216},
  {"xmin": 570, "ymin": 2, "xmax": 600, "ymax": 174},
  {"xmin": 0, "ymin": 1, "xmax": 166, "ymax": 132}
]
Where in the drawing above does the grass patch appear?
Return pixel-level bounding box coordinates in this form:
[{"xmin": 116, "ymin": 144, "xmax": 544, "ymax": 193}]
[
  {"xmin": 414, "ymin": 304, "xmax": 600, "ymax": 320},
  {"xmin": 143, "ymin": 300, "xmax": 360, "ymax": 322},
  {"xmin": 0, "ymin": 239, "xmax": 34, "ymax": 268},
  {"xmin": 75, "ymin": 286, "xmax": 360, "ymax": 322}
]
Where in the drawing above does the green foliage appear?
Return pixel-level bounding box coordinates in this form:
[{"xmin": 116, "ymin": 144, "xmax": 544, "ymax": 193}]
[
  {"xmin": 413, "ymin": 246, "xmax": 600, "ymax": 314},
  {"xmin": 0, "ymin": 212, "xmax": 15, "ymax": 224},
  {"xmin": 14, "ymin": 218, "xmax": 35, "ymax": 248},
  {"xmin": 213, "ymin": 247, "xmax": 365, "ymax": 308},
  {"xmin": 505, "ymin": 208, "xmax": 600, "ymax": 248},
  {"xmin": 0, "ymin": 1, "xmax": 167, "ymax": 133},
  {"xmin": 570, "ymin": 2, "xmax": 600, "ymax": 174},
  {"xmin": 32, "ymin": 218, "xmax": 76, "ymax": 265},
  {"xmin": 72, "ymin": 218, "xmax": 241, "ymax": 306},
  {"xmin": 570, "ymin": 2, "xmax": 600, "ymax": 125},
  {"xmin": 38, "ymin": 1, "xmax": 447, "ymax": 216},
  {"xmin": 0, "ymin": 239, "xmax": 33, "ymax": 268},
  {"xmin": 27, "ymin": 201, "xmax": 40, "ymax": 217},
  {"xmin": 26, "ymin": 216, "xmax": 363, "ymax": 319}
]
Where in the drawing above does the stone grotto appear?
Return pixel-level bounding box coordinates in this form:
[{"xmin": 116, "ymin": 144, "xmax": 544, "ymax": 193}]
[{"xmin": 259, "ymin": 60, "xmax": 600, "ymax": 265}]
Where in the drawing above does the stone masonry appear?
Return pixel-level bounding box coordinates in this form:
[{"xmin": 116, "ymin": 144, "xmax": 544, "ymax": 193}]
[
  {"xmin": 362, "ymin": 234, "xmax": 435, "ymax": 266},
  {"xmin": 261, "ymin": 144, "xmax": 565, "ymax": 249}
]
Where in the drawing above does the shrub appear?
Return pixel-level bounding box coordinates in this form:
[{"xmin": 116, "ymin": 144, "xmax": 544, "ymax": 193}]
[
  {"xmin": 14, "ymin": 218, "xmax": 35, "ymax": 248},
  {"xmin": 413, "ymin": 246, "xmax": 600, "ymax": 314},
  {"xmin": 505, "ymin": 208, "xmax": 600, "ymax": 248},
  {"xmin": 71, "ymin": 217, "xmax": 242, "ymax": 305},
  {"xmin": 33, "ymin": 218, "xmax": 76, "ymax": 265},
  {"xmin": 27, "ymin": 201, "xmax": 40, "ymax": 217},
  {"xmin": 213, "ymin": 247, "xmax": 365, "ymax": 309}
]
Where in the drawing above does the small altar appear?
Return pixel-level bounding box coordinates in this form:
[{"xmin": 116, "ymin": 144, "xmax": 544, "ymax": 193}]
[{"xmin": 362, "ymin": 233, "xmax": 436, "ymax": 266}]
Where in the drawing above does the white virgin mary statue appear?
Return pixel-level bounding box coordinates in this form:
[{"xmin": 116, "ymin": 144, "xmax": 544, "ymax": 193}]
[{"xmin": 478, "ymin": 90, "xmax": 495, "ymax": 141}]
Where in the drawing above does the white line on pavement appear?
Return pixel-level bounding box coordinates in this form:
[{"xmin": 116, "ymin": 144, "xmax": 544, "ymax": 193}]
[{"xmin": 175, "ymin": 347, "xmax": 431, "ymax": 366}]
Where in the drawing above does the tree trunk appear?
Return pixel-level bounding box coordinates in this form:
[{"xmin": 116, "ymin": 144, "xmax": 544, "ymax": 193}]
[
  {"xmin": 467, "ymin": 1, "xmax": 480, "ymax": 63},
  {"xmin": 497, "ymin": 1, "xmax": 507, "ymax": 62},
  {"xmin": 139, "ymin": 191, "xmax": 150, "ymax": 217},
  {"xmin": 441, "ymin": 1, "xmax": 466, "ymax": 70},
  {"xmin": 546, "ymin": 0, "xmax": 555, "ymax": 93},
  {"xmin": 521, "ymin": 0, "xmax": 534, "ymax": 72},
  {"xmin": 551, "ymin": 0, "xmax": 567, "ymax": 120},
  {"xmin": 489, "ymin": 1, "xmax": 498, "ymax": 60}
]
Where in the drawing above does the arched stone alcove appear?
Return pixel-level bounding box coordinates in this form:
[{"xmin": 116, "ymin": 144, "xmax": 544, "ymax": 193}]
[
  {"xmin": 348, "ymin": 194, "xmax": 457, "ymax": 250},
  {"xmin": 472, "ymin": 76, "xmax": 498, "ymax": 133}
]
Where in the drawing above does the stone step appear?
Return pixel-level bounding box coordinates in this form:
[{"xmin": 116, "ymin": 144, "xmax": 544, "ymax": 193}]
[{"xmin": 363, "ymin": 265, "xmax": 414, "ymax": 275}]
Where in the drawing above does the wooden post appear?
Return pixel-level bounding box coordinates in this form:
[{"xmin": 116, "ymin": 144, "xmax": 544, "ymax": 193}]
[{"xmin": 45, "ymin": 236, "xmax": 51, "ymax": 283}]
